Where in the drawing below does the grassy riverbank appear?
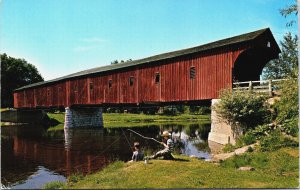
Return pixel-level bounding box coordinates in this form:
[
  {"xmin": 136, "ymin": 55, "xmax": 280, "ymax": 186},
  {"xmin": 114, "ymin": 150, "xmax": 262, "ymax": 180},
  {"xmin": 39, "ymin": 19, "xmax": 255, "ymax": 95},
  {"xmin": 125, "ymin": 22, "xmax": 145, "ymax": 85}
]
[
  {"xmin": 47, "ymin": 112, "xmax": 210, "ymax": 130},
  {"xmin": 45, "ymin": 147, "xmax": 298, "ymax": 189}
]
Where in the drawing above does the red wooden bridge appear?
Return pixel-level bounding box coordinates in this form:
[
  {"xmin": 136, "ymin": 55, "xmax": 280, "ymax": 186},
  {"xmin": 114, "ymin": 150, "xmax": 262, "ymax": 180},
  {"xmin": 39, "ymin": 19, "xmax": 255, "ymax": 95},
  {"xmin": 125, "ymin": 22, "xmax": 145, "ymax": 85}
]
[
  {"xmin": 12, "ymin": 28, "xmax": 280, "ymax": 128},
  {"xmin": 13, "ymin": 28, "xmax": 280, "ymax": 109}
]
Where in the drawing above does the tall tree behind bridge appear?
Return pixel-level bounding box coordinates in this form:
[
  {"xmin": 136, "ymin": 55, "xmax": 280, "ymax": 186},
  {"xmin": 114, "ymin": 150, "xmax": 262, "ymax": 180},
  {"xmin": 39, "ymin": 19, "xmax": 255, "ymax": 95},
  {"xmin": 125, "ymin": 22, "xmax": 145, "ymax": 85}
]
[
  {"xmin": 1, "ymin": 53, "xmax": 44, "ymax": 108},
  {"xmin": 262, "ymin": 2, "xmax": 298, "ymax": 80},
  {"xmin": 262, "ymin": 33, "xmax": 298, "ymax": 79}
]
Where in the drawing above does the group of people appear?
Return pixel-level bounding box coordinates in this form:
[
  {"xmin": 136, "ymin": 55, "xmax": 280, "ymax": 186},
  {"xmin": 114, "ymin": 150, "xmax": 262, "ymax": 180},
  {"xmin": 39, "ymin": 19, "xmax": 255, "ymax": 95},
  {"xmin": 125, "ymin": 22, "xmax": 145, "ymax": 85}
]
[{"xmin": 130, "ymin": 130, "xmax": 174, "ymax": 162}]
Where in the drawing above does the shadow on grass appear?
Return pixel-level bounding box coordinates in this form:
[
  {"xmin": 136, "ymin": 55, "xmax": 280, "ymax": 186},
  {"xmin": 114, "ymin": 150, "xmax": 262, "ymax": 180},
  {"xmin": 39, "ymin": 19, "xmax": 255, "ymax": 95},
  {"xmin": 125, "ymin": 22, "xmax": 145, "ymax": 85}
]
[{"xmin": 173, "ymin": 158, "xmax": 190, "ymax": 162}]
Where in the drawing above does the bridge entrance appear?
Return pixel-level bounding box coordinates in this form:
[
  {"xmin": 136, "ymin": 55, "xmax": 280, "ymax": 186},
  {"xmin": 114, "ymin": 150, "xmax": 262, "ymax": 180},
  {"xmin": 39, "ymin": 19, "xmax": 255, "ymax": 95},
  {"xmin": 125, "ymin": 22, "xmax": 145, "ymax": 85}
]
[{"xmin": 233, "ymin": 46, "xmax": 279, "ymax": 82}]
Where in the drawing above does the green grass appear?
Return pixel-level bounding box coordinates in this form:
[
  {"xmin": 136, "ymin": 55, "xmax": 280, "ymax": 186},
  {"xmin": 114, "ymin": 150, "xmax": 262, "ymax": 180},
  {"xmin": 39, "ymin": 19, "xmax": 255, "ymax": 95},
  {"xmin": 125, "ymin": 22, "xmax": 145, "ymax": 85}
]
[
  {"xmin": 43, "ymin": 181, "xmax": 65, "ymax": 189},
  {"xmin": 47, "ymin": 112, "xmax": 210, "ymax": 130},
  {"xmin": 62, "ymin": 148, "xmax": 298, "ymax": 189}
]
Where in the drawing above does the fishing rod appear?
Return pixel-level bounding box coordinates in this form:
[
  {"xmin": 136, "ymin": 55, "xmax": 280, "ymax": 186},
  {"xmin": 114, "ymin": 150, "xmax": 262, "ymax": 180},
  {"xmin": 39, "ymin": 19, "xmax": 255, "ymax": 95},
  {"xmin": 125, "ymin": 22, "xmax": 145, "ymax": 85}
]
[{"xmin": 127, "ymin": 129, "xmax": 162, "ymax": 144}]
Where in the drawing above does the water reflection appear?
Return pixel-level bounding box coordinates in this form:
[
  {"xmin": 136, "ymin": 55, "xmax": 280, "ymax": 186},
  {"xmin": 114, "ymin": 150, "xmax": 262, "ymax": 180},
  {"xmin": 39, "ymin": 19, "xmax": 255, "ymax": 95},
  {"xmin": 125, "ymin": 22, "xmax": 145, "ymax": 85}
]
[{"xmin": 1, "ymin": 123, "xmax": 211, "ymax": 189}]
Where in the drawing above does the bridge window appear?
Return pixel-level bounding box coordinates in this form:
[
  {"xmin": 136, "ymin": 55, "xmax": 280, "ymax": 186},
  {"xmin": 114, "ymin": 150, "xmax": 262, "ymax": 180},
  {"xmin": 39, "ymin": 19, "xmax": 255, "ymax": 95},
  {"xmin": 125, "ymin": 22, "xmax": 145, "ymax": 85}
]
[
  {"xmin": 155, "ymin": 73, "xmax": 160, "ymax": 84},
  {"xmin": 108, "ymin": 80, "xmax": 112, "ymax": 88},
  {"xmin": 190, "ymin": 66, "xmax": 196, "ymax": 79},
  {"xmin": 47, "ymin": 89, "xmax": 51, "ymax": 96},
  {"xmin": 129, "ymin": 77, "xmax": 134, "ymax": 86},
  {"xmin": 89, "ymin": 82, "xmax": 94, "ymax": 91}
]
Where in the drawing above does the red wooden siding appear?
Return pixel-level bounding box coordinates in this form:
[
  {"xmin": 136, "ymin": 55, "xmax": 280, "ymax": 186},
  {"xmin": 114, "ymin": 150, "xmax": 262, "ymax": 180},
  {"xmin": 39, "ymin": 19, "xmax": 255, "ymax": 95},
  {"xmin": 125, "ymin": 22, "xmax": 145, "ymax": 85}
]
[
  {"xmin": 14, "ymin": 28, "xmax": 281, "ymax": 109},
  {"xmin": 13, "ymin": 46, "xmax": 248, "ymax": 109}
]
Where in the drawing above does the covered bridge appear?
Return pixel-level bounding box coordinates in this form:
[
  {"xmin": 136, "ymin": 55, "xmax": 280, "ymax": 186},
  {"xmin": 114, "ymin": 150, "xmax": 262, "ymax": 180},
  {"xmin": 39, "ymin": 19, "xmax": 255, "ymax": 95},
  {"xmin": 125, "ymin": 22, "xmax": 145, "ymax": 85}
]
[{"xmin": 14, "ymin": 28, "xmax": 280, "ymax": 110}]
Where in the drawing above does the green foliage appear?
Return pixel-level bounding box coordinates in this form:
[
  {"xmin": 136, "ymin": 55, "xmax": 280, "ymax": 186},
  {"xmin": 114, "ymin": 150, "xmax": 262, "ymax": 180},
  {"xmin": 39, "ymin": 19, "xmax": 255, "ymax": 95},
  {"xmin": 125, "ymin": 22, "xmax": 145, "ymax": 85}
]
[
  {"xmin": 280, "ymin": 2, "xmax": 298, "ymax": 27},
  {"xmin": 237, "ymin": 132, "xmax": 257, "ymax": 146},
  {"xmin": 111, "ymin": 59, "xmax": 132, "ymax": 64},
  {"xmin": 222, "ymin": 143, "xmax": 236, "ymax": 153},
  {"xmin": 183, "ymin": 105, "xmax": 190, "ymax": 114},
  {"xmin": 43, "ymin": 181, "xmax": 65, "ymax": 189},
  {"xmin": 263, "ymin": 33, "xmax": 298, "ymax": 79},
  {"xmin": 213, "ymin": 89, "xmax": 270, "ymax": 131},
  {"xmin": 221, "ymin": 148, "xmax": 299, "ymax": 176},
  {"xmin": 250, "ymin": 124, "xmax": 275, "ymax": 138},
  {"xmin": 1, "ymin": 53, "xmax": 44, "ymax": 107},
  {"xmin": 274, "ymin": 79, "xmax": 298, "ymax": 132},
  {"xmin": 280, "ymin": 118, "xmax": 298, "ymax": 137},
  {"xmin": 197, "ymin": 106, "xmax": 211, "ymax": 115},
  {"xmin": 259, "ymin": 130, "xmax": 298, "ymax": 152},
  {"xmin": 221, "ymin": 153, "xmax": 268, "ymax": 169},
  {"xmin": 68, "ymin": 173, "xmax": 84, "ymax": 184}
]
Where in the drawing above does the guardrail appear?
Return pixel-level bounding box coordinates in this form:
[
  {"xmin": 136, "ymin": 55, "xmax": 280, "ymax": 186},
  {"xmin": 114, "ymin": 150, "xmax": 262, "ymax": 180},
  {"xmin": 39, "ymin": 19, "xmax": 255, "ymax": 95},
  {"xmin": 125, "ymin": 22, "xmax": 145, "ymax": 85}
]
[{"xmin": 232, "ymin": 79, "xmax": 286, "ymax": 96}]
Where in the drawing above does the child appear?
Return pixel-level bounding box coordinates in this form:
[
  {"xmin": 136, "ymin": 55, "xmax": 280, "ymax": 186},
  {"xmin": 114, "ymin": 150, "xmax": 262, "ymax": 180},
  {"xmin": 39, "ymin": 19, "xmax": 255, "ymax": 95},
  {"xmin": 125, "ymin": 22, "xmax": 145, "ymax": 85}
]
[
  {"xmin": 130, "ymin": 142, "xmax": 144, "ymax": 162},
  {"xmin": 150, "ymin": 131, "xmax": 174, "ymax": 160}
]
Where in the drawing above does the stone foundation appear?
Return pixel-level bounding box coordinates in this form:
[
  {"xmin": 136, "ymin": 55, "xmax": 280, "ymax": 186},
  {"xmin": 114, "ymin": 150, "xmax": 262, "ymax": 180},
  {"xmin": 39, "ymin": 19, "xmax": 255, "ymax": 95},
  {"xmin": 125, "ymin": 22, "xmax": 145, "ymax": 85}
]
[
  {"xmin": 64, "ymin": 107, "xmax": 103, "ymax": 128},
  {"xmin": 208, "ymin": 99, "xmax": 241, "ymax": 145}
]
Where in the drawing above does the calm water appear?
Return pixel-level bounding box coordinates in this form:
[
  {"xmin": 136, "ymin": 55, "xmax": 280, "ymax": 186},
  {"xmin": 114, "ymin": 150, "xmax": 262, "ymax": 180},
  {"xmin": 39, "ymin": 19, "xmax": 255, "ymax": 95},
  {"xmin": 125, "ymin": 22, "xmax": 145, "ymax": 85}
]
[{"xmin": 1, "ymin": 123, "xmax": 213, "ymax": 189}]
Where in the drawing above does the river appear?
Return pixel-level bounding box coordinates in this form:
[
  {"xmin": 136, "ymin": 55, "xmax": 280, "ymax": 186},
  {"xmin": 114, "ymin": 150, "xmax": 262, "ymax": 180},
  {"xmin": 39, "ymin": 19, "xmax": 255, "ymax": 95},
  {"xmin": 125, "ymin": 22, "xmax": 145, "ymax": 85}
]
[{"xmin": 1, "ymin": 123, "xmax": 219, "ymax": 189}]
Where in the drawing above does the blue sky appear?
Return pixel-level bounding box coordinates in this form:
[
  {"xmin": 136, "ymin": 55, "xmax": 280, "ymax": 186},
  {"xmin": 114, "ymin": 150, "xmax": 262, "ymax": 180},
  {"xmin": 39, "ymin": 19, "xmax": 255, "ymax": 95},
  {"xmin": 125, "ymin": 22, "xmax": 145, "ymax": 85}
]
[{"xmin": 1, "ymin": 0, "xmax": 297, "ymax": 80}]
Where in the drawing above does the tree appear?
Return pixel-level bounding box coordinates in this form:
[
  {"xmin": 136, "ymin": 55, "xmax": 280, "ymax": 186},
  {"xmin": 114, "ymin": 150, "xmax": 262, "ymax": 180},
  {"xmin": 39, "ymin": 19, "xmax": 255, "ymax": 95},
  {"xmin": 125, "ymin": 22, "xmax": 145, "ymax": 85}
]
[
  {"xmin": 110, "ymin": 59, "xmax": 132, "ymax": 65},
  {"xmin": 1, "ymin": 53, "xmax": 44, "ymax": 107},
  {"xmin": 280, "ymin": 1, "xmax": 297, "ymax": 27},
  {"xmin": 262, "ymin": 33, "xmax": 298, "ymax": 79}
]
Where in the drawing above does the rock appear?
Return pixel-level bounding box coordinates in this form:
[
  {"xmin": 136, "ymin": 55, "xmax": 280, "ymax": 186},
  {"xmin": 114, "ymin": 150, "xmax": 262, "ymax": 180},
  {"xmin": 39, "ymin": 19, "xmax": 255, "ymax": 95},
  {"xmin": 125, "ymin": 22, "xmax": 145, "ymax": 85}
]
[
  {"xmin": 190, "ymin": 155, "xmax": 197, "ymax": 158},
  {"xmin": 238, "ymin": 166, "xmax": 255, "ymax": 171}
]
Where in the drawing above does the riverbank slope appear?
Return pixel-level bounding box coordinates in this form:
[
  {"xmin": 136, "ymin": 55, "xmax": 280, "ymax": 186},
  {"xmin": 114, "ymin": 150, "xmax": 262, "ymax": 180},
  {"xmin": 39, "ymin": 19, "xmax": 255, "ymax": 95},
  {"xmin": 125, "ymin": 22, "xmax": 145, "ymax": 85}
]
[{"xmin": 46, "ymin": 147, "xmax": 298, "ymax": 189}]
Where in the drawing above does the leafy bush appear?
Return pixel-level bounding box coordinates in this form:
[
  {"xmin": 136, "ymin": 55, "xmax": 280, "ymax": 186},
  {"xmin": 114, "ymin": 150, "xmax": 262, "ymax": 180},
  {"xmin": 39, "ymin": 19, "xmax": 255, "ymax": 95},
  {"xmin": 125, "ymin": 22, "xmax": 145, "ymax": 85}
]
[
  {"xmin": 222, "ymin": 143, "xmax": 236, "ymax": 153},
  {"xmin": 213, "ymin": 89, "xmax": 270, "ymax": 132},
  {"xmin": 274, "ymin": 78, "xmax": 298, "ymax": 136},
  {"xmin": 237, "ymin": 132, "xmax": 257, "ymax": 146},
  {"xmin": 280, "ymin": 118, "xmax": 299, "ymax": 136},
  {"xmin": 259, "ymin": 130, "xmax": 298, "ymax": 152},
  {"xmin": 250, "ymin": 124, "xmax": 275, "ymax": 138}
]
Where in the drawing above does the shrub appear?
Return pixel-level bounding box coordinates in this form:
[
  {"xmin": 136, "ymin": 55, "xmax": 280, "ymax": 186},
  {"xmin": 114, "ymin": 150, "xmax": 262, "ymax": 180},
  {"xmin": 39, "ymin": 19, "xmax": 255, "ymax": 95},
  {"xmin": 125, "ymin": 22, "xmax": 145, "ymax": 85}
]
[
  {"xmin": 280, "ymin": 118, "xmax": 299, "ymax": 136},
  {"xmin": 259, "ymin": 130, "xmax": 298, "ymax": 152},
  {"xmin": 213, "ymin": 89, "xmax": 270, "ymax": 132},
  {"xmin": 222, "ymin": 143, "xmax": 235, "ymax": 153},
  {"xmin": 68, "ymin": 173, "xmax": 84, "ymax": 184},
  {"xmin": 274, "ymin": 78, "xmax": 298, "ymax": 136},
  {"xmin": 251, "ymin": 124, "xmax": 275, "ymax": 138},
  {"xmin": 198, "ymin": 106, "xmax": 211, "ymax": 115},
  {"xmin": 43, "ymin": 181, "xmax": 65, "ymax": 189},
  {"xmin": 238, "ymin": 132, "xmax": 257, "ymax": 146}
]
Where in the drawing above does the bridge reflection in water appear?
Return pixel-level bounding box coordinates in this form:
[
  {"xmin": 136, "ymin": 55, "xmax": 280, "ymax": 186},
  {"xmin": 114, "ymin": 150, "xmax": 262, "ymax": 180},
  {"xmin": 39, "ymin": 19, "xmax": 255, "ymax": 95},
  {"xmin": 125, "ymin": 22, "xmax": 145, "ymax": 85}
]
[{"xmin": 2, "ymin": 123, "xmax": 216, "ymax": 188}]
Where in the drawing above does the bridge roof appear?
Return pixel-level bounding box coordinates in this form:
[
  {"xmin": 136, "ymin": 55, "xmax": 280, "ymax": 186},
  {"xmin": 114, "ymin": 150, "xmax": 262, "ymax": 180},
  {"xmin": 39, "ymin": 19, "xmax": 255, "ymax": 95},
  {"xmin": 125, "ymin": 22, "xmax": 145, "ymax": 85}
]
[{"xmin": 15, "ymin": 28, "xmax": 279, "ymax": 91}]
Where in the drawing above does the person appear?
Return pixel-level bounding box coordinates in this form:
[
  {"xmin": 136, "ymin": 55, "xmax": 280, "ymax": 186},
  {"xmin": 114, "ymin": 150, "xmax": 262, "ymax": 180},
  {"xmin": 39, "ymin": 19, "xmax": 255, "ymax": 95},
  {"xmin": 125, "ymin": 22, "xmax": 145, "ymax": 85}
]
[
  {"xmin": 150, "ymin": 131, "xmax": 174, "ymax": 160},
  {"xmin": 130, "ymin": 142, "xmax": 144, "ymax": 162}
]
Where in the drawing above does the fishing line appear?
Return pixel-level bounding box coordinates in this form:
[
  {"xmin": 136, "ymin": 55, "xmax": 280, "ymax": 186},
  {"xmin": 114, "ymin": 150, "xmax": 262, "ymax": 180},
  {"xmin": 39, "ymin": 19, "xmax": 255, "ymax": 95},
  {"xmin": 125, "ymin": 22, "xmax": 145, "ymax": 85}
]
[
  {"xmin": 121, "ymin": 128, "xmax": 132, "ymax": 151},
  {"xmin": 127, "ymin": 129, "xmax": 161, "ymax": 144}
]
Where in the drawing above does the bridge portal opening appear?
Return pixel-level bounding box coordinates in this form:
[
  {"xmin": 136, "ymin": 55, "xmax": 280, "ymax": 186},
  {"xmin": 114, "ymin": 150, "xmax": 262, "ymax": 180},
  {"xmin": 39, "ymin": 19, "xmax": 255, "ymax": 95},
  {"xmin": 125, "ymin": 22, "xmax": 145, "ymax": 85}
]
[{"xmin": 233, "ymin": 46, "xmax": 279, "ymax": 82}]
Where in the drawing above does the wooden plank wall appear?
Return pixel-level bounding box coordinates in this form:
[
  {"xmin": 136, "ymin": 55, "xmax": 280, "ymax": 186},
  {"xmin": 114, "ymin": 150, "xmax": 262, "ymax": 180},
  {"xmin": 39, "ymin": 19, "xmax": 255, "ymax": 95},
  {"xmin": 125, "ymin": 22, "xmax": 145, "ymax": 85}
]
[{"xmin": 13, "ymin": 46, "xmax": 247, "ymax": 109}]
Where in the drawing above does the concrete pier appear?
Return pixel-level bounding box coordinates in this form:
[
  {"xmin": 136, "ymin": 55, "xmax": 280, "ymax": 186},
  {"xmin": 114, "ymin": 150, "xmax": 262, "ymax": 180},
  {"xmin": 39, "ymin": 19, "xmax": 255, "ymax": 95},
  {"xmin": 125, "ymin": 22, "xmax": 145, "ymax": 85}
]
[
  {"xmin": 64, "ymin": 107, "xmax": 103, "ymax": 128},
  {"xmin": 208, "ymin": 99, "xmax": 242, "ymax": 145}
]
